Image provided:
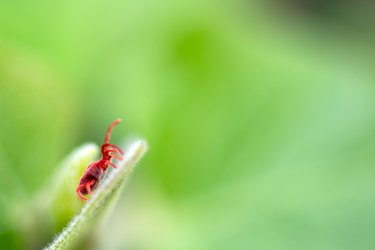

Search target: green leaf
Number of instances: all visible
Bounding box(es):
[37,143,100,232]
[44,140,148,250]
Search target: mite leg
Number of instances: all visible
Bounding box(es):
[108,162,118,169]
[105,148,124,161]
[102,143,124,155]
[86,179,96,195]
[112,154,123,161]
[76,186,88,201]
[107,144,124,155]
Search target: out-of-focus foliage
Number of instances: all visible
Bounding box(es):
[0,0,375,249]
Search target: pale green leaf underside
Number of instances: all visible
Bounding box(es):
[39,143,100,230]
[45,140,148,250]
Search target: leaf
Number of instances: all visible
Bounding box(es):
[18,144,99,248]
[38,143,100,231]
[44,140,148,250]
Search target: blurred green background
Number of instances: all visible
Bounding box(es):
[1,0,375,249]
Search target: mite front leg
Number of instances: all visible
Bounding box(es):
[106,149,124,161]
[107,144,124,155]
[103,143,124,155]
[112,154,123,161]
[108,162,118,169]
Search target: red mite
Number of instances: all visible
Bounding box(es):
[76,119,124,201]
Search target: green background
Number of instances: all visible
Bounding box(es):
[0,0,375,249]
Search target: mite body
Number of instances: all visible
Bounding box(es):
[76,119,124,201]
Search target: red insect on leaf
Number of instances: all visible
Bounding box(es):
[76,119,124,201]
